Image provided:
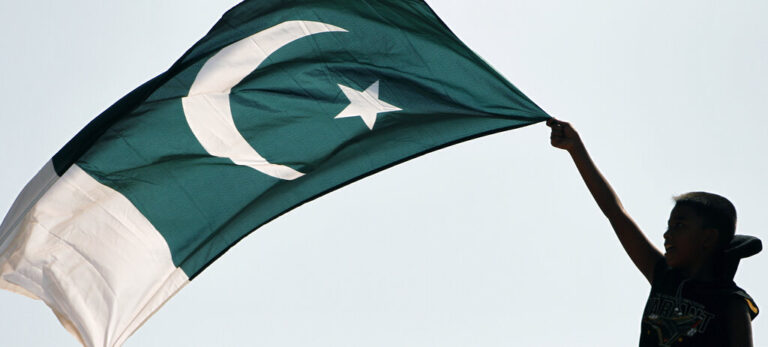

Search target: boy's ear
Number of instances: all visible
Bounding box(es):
[702,228,720,248]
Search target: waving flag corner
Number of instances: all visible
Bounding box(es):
[1,160,190,346]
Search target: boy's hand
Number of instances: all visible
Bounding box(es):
[546,119,582,152]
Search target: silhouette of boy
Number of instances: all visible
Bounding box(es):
[546,119,760,346]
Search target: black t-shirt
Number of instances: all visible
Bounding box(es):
[638,259,759,346]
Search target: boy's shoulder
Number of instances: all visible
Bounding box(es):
[730,284,759,319]
[649,258,758,319]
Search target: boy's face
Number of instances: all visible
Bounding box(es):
[663,204,710,269]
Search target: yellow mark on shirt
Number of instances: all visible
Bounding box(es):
[745,298,759,315]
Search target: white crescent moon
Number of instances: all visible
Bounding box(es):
[181,20,347,180]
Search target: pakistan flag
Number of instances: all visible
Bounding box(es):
[0,0,549,346]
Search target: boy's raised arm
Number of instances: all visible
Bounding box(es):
[546,119,663,283]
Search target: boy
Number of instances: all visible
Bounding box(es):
[546,119,760,346]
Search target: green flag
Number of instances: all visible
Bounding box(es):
[0,0,548,345]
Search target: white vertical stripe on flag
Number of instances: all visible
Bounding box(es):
[0,163,188,347]
[0,161,59,273]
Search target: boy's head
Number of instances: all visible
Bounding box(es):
[663,192,737,270]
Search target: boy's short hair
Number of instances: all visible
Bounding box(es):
[673,192,737,249]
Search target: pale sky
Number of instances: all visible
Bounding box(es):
[1,1,766,346]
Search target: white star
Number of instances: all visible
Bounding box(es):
[334,80,402,130]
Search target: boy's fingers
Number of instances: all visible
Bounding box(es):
[546,118,562,128]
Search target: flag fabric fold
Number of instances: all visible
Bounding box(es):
[0,0,549,345]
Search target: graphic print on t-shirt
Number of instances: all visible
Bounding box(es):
[643,293,715,346]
